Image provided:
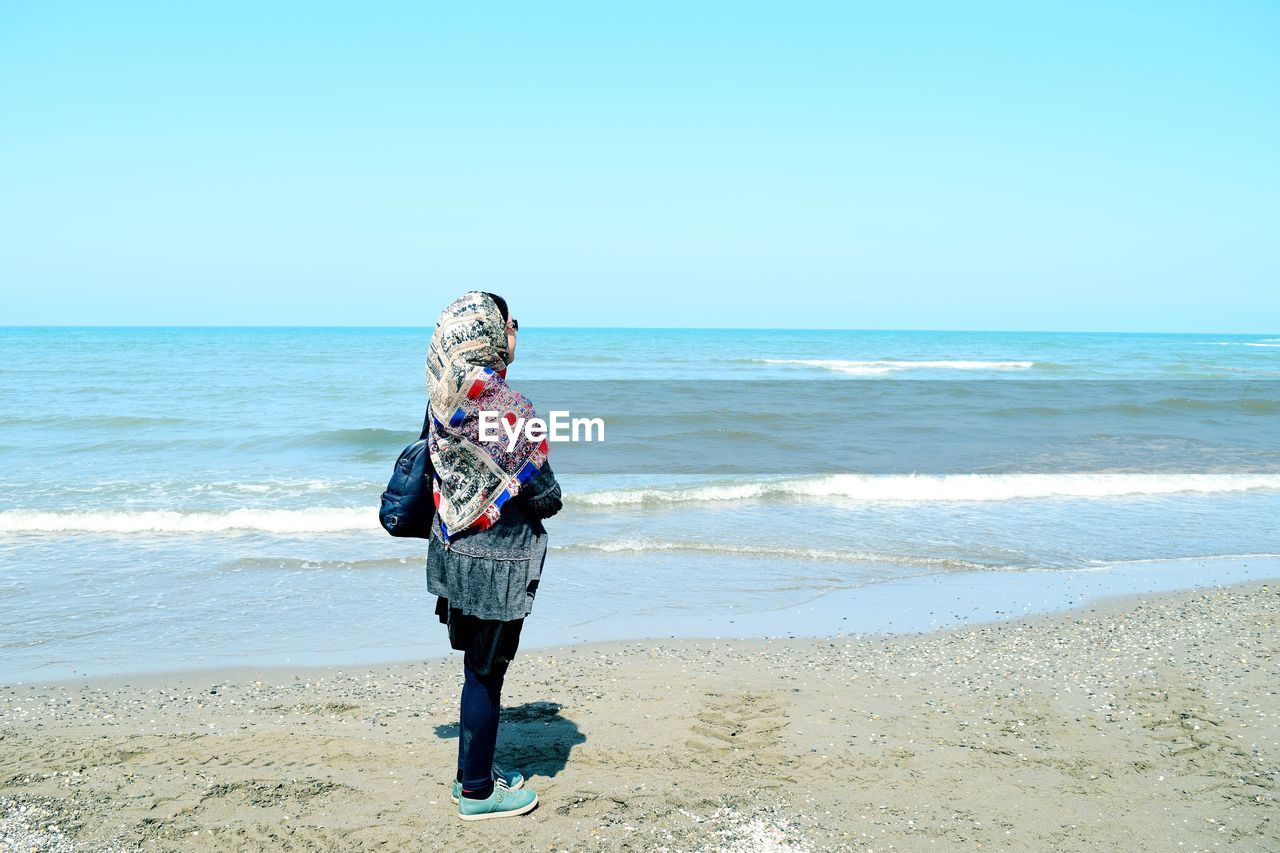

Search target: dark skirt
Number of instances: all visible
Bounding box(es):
[435,595,524,677]
[425,512,548,623]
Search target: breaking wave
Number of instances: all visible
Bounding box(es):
[0,507,375,535]
[757,358,1038,375]
[569,472,1280,507]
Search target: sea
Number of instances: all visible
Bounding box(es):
[2,327,1278,681]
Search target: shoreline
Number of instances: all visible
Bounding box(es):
[14,554,1280,687]
[3,579,1277,850]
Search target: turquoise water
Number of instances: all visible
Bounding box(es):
[1,327,1278,680]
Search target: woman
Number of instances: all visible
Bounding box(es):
[423,291,562,821]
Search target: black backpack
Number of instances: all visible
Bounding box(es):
[378,408,436,538]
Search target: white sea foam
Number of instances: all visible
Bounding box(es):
[1211,340,1280,347]
[0,508,375,535]
[569,472,1280,507]
[759,358,1036,375]
[4,473,1278,533]
[552,539,990,569]
[1084,552,1280,569]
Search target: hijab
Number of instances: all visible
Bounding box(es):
[424,291,548,541]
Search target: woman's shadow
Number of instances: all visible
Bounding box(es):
[434,702,585,779]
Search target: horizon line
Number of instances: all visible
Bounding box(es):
[1,325,1278,336]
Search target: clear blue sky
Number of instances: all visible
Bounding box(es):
[2,2,1276,331]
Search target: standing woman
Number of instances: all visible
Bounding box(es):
[423,291,562,821]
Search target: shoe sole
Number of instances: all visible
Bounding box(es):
[450,779,525,804]
[457,792,538,821]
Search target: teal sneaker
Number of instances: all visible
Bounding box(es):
[450,764,526,804]
[457,785,538,821]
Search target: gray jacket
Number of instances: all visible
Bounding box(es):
[425,461,562,621]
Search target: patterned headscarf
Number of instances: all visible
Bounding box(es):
[424,292,548,542]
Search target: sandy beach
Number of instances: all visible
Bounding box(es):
[2,581,1277,851]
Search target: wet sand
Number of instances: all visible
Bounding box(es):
[2,582,1277,851]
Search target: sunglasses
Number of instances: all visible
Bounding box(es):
[507,317,519,332]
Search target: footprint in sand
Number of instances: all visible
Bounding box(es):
[685,690,789,762]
